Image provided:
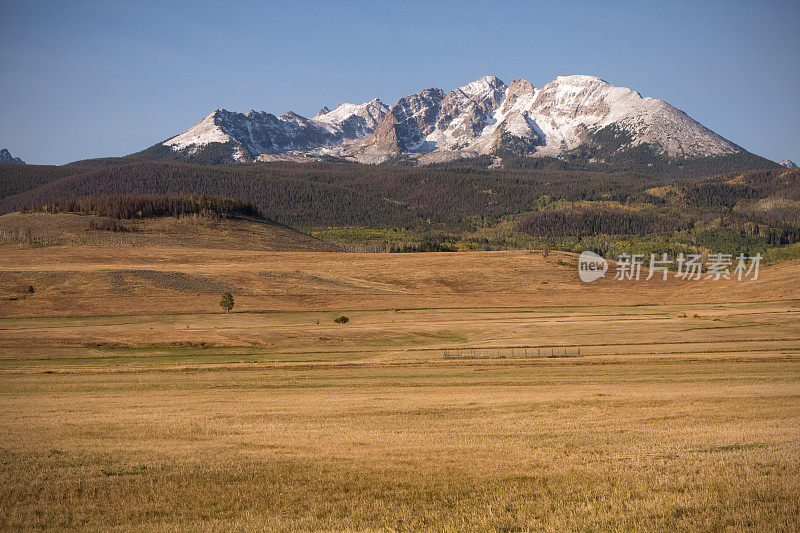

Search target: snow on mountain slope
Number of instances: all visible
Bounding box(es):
[420,75,738,159]
[161,75,743,163]
[313,98,389,138]
[165,112,236,151]
[523,75,737,158]
[343,88,446,159]
[165,100,390,161]
[427,75,508,150]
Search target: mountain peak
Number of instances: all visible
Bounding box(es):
[157,74,744,164]
[780,159,798,168]
[551,74,608,85]
[468,74,504,86]
[0,148,26,164]
[459,75,507,98]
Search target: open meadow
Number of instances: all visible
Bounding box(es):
[3,0,800,530]
[1,242,800,530]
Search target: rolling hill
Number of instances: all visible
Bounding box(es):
[0,211,338,251]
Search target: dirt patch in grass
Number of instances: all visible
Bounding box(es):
[108,269,241,294]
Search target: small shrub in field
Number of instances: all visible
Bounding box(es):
[220,292,234,313]
[334,315,349,324]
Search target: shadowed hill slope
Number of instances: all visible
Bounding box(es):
[0,212,338,251]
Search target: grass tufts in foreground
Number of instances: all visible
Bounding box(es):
[1,355,799,530]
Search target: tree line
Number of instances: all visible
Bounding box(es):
[515,207,690,238]
[25,194,263,220]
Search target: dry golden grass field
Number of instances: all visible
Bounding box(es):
[1,219,799,531]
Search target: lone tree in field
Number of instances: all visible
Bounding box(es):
[334,315,349,324]
[220,292,234,313]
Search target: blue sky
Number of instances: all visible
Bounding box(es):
[1,0,798,165]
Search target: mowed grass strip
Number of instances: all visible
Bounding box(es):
[1,301,797,368]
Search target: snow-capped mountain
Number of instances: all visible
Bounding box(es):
[158,75,743,164]
[0,148,25,164]
[164,99,389,162]
[779,159,798,168]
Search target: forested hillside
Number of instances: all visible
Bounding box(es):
[2,161,671,228]
[2,160,798,259]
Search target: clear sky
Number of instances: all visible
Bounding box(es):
[1,0,798,165]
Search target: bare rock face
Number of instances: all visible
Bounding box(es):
[162,74,742,163]
[501,79,536,112]
[484,79,541,154]
[388,88,447,151]
[435,76,507,142]
[348,88,445,157]
[779,159,798,168]
[313,98,389,140]
[0,148,26,164]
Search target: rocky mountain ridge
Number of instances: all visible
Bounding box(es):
[158,75,743,165]
[0,149,25,164]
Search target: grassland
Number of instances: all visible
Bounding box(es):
[1,238,799,531]
[0,212,338,251]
